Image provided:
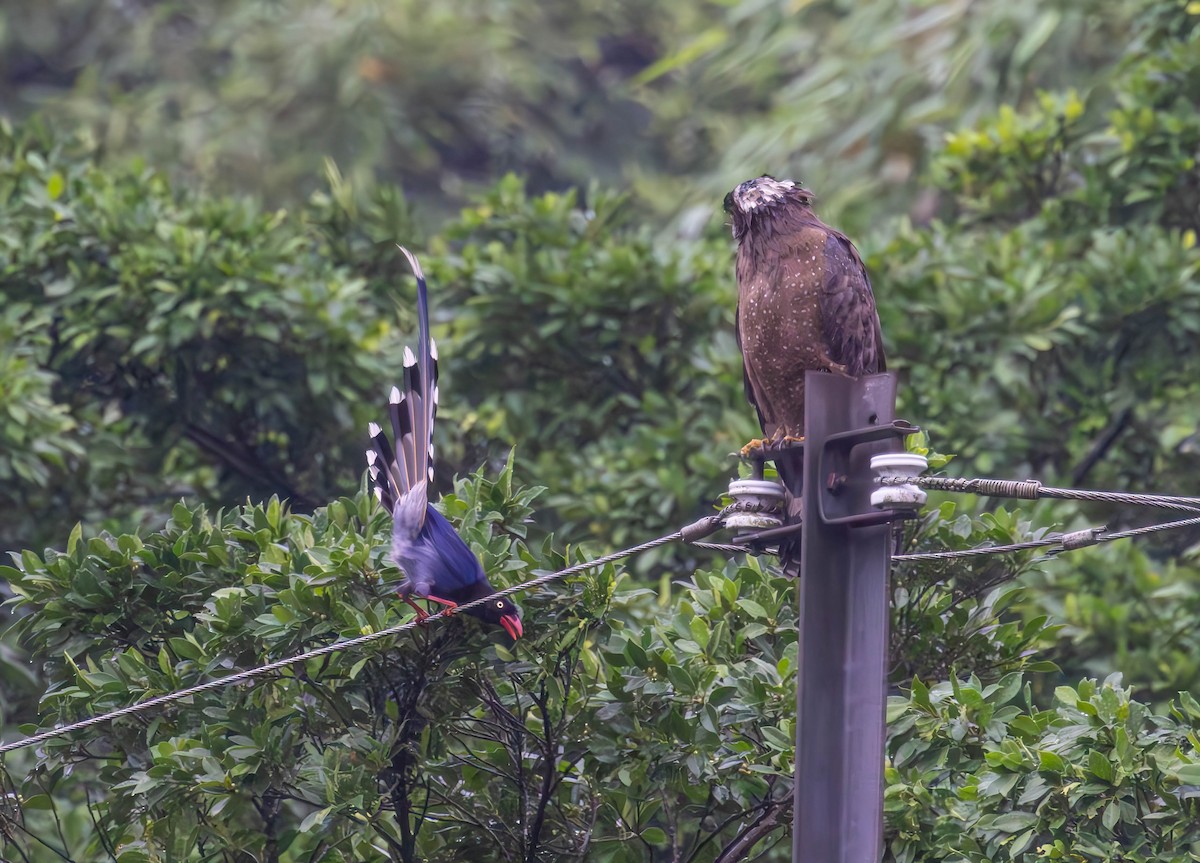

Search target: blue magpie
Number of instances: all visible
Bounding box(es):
[366,247,523,640]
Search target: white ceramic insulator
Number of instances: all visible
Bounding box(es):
[725,479,786,529]
[870,453,929,509]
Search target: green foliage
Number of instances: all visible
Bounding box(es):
[0,463,789,861]
[634,0,1142,234]
[885,2,1200,489]
[877,0,1200,695]
[887,674,1200,862]
[590,558,798,858]
[431,175,755,563]
[0,303,80,490]
[4,460,1198,861]
[893,502,1062,684]
[0,120,417,552]
[1015,540,1200,707]
[1,462,574,860]
[0,131,751,563]
[0,0,685,215]
[936,89,1088,218]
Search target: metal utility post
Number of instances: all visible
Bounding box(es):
[784,371,908,863]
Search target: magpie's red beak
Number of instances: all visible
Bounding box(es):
[500,613,523,640]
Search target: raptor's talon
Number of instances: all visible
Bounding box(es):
[739,438,771,458]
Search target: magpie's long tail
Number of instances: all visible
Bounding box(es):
[395,247,438,492]
[366,247,439,513]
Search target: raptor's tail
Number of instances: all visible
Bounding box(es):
[770,455,900,579]
[776,461,803,579]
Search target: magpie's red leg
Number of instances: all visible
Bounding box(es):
[425,595,460,616]
[401,595,430,623]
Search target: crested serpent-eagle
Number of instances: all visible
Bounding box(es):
[725,176,886,567]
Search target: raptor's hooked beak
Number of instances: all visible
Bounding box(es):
[500,613,523,640]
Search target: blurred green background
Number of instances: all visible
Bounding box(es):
[0,0,1133,230]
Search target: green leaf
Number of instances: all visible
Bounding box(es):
[168,638,203,661]
[1102,800,1120,832]
[1013,10,1061,67]
[1055,686,1079,707]
[911,678,932,712]
[1088,750,1113,783]
[299,806,331,833]
[761,725,792,751]
[1038,750,1066,773]
[66,522,82,556]
[632,27,727,85]
[642,827,668,845]
[46,171,65,200]
[1174,764,1200,784]
[736,598,768,619]
[989,811,1038,832]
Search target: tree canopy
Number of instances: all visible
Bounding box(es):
[1,0,1199,860]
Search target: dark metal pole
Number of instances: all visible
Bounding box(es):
[790,372,900,863]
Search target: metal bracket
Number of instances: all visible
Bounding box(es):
[818,419,921,527]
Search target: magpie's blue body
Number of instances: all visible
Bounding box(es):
[366,248,523,639]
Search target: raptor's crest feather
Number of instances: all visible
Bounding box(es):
[731,176,798,213]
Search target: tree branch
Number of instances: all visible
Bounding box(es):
[525,679,557,863]
[712,797,792,863]
[183,422,318,509]
[1070,406,1133,487]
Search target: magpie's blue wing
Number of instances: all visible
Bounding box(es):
[422,506,489,595]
